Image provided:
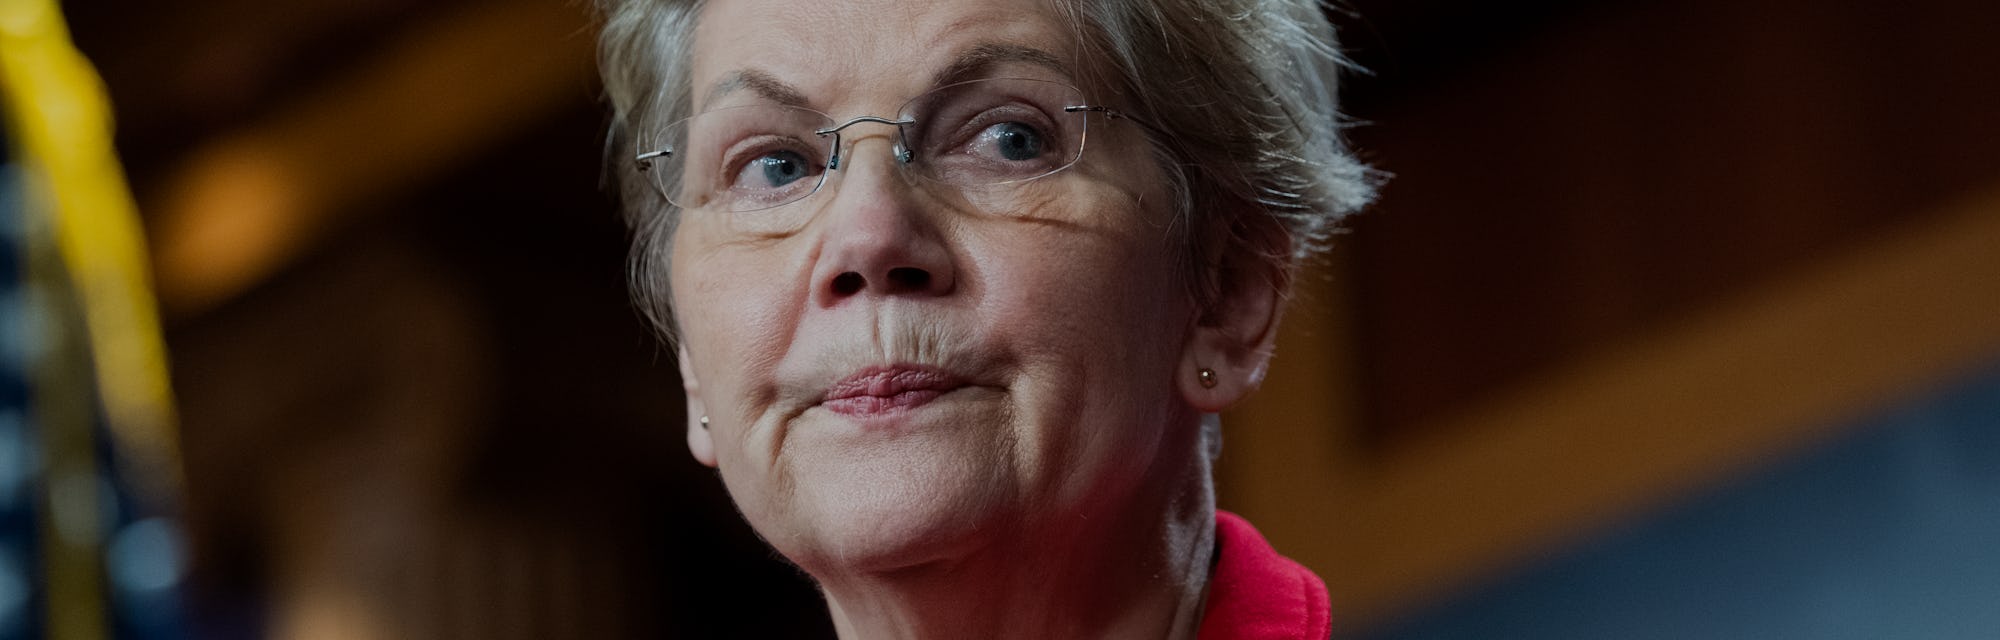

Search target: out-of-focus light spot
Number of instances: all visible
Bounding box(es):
[107,517,185,594]
[0,549,27,632]
[0,411,32,508]
[152,141,304,317]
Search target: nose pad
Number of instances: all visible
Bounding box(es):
[819,115,916,174]
[827,134,920,192]
[827,141,911,172]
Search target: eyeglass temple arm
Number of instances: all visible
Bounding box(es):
[634,150,670,171]
[1066,105,1173,142]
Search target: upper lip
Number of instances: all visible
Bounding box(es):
[822,365,969,402]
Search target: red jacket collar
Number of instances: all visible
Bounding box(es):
[1197,511,1332,640]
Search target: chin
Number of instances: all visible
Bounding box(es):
[758,433,1022,576]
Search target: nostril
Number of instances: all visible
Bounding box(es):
[832,272,866,296]
[886,267,931,291]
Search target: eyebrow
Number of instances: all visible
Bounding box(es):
[929,42,1072,87]
[703,69,812,111]
[700,42,1072,112]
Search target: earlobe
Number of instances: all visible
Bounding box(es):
[1177,312,1280,413]
[679,346,717,467]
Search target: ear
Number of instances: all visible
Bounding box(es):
[679,346,717,467]
[1178,230,1290,413]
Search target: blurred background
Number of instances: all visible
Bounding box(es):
[3,0,1997,637]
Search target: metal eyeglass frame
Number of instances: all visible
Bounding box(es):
[631,104,1138,174]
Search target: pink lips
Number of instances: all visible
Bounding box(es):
[821,366,967,418]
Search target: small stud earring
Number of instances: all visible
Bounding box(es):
[1197,367,1218,389]
[699,415,710,429]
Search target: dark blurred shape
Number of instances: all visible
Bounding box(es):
[161,83,834,640]
[1339,0,2000,441]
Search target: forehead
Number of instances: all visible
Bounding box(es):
[689,0,1077,109]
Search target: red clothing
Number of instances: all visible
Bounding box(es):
[1197,511,1332,640]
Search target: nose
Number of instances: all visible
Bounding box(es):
[809,138,957,307]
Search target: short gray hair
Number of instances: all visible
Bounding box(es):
[596,0,1376,337]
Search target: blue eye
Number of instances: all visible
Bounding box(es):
[981,122,1045,162]
[750,150,811,187]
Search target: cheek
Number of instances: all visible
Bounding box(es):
[968,207,1191,504]
[984,185,1184,329]
[670,240,806,420]
[989,247,1158,334]
[973,185,1191,388]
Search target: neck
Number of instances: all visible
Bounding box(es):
[817,417,1220,640]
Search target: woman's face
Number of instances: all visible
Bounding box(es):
[672,0,1204,571]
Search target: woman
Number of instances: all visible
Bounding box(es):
[596,0,1374,637]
